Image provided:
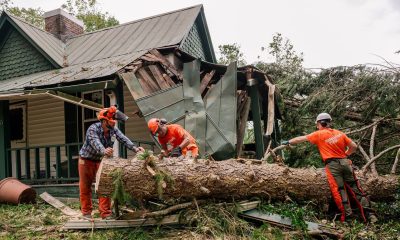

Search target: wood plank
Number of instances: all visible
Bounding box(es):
[137,68,160,92]
[237,97,251,157]
[136,76,154,95]
[148,64,171,89]
[63,214,180,229]
[40,192,80,217]
[119,72,145,99]
[148,49,181,79]
[200,70,216,94]
[265,84,275,136]
[162,73,176,86]
[140,55,158,62]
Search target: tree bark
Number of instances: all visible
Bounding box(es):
[96,157,399,204]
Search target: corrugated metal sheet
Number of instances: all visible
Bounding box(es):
[7,13,65,66]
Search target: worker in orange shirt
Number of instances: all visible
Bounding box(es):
[282,113,377,223]
[147,118,198,159]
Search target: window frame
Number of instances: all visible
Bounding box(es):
[9,102,26,144]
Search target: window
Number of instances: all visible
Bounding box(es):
[82,90,103,137]
[10,104,26,142]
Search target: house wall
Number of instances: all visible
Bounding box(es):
[123,83,153,157]
[9,95,67,179]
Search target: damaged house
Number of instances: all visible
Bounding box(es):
[0,5,281,184]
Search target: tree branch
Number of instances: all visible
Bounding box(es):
[390,148,400,174]
[362,145,400,172]
[262,145,288,161]
[369,125,378,175]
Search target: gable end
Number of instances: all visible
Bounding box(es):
[0,27,54,81]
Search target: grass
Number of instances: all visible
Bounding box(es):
[0,197,400,240]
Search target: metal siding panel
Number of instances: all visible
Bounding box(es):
[182,60,206,155]
[204,62,237,159]
[135,85,185,123]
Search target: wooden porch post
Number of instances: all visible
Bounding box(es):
[115,81,126,157]
[247,79,264,159]
[0,100,11,179]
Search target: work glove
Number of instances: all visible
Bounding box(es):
[170,147,182,157]
[281,140,290,145]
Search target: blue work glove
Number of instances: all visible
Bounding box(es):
[281,140,290,145]
[170,147,182,157]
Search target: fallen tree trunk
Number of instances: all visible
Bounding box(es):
[96,157,398,204]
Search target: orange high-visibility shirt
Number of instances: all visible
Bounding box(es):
[306,128,352,161]
[158,124,198,157]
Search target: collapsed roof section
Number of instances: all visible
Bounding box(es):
[118,48,282,160]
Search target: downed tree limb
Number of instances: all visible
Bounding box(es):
[391,148,400,174]
[143,200,205,218]
[261,145,288,161]
[369,125,378,175]
[96,157,398,204]
[362,144,400,172]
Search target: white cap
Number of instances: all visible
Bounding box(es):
[315,113,332,123]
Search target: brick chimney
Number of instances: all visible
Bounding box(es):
[44,8,84,41]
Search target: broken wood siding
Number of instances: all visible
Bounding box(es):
[123,84,152,157]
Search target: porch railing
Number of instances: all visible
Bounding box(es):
[6,140,156,184]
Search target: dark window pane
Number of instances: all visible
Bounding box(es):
[10,108,23,141]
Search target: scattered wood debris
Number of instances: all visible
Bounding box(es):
[39,192,80,217]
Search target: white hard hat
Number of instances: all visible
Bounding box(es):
[315,113,332,123]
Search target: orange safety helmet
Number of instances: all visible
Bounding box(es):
[148,118,160,135]
[98,107,117,128]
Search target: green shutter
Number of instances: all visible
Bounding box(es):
[0,28,53,81]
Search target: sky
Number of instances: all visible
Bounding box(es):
[10,0,400,68]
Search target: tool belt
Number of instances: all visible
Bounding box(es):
[324,158,346,165]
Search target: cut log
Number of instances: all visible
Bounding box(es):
[96,157,398,204]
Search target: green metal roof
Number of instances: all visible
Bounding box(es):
[0,5,216,93]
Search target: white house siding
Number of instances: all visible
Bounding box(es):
[25,95,66,178]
